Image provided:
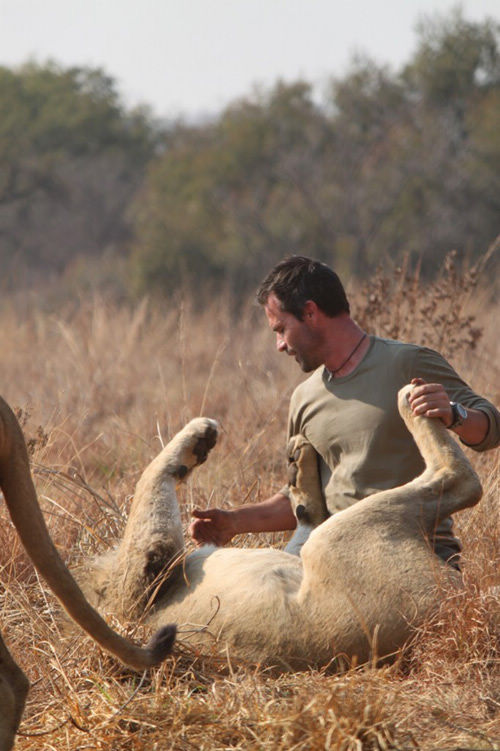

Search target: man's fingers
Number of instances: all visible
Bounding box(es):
[188,519,216,545]
[410,377,426,386]
[411,395,447,410]
[189,508,233,547]
[418,407,444,418]
[409,382,444,400]
[191,507,217,519]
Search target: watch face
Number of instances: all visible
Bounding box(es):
[457,403,468,421]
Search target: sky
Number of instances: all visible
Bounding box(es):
[0,0,499,120]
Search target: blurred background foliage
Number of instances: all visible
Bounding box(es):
[1,8,499,300]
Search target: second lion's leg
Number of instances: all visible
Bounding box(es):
[0,633,30,751]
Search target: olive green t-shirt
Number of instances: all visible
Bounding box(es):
[286,336,500,543]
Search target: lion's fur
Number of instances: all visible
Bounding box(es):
[1,382,483,750]
[83,384,482,670]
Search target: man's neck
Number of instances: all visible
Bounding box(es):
[322,317,370,378]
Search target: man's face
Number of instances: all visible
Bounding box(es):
[264,294,323,373]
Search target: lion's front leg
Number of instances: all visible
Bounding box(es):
[284,434,329,556]
[89,418,218,619]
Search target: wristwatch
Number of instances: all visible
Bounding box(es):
[448,402,467,429]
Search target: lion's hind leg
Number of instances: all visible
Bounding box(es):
[86,418,218,619]
[397,385,482,521]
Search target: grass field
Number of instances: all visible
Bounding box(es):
[1,253,499,750]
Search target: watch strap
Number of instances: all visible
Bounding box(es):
[448,401,466,429]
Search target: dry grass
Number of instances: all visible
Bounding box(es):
[0,257,499,750]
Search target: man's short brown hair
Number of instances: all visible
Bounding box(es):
[257,256,350,320]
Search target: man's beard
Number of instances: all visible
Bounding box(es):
[295,352,318,373]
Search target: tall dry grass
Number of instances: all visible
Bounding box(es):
[0,255,499,750]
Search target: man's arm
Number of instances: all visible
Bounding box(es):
[189,492,296,547]
[409,378,490,446]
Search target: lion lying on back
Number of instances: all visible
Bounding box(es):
[81,384,482,669]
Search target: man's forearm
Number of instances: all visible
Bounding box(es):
[454,407,490,447]
[230,492,297,536]
[409,380,492,447]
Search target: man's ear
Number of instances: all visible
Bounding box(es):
[302,300,319,322]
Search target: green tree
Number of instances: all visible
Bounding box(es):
[0,62,159,286]
[405,9,500,106]
[130,81,336,296]
[321,12,500,272]
[131,10,500,295]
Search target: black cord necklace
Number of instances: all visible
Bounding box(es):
[326,333,367,381]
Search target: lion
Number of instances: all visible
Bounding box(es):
[0,397,176,751]
[81,384,482,670]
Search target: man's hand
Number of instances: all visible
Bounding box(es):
[409,377,490,446]
[188,493,297,546]
[409,377,453,426]
[189,507,236,547]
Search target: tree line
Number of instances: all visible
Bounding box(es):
[1,9,499,299]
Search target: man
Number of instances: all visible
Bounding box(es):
[189,256,500,565]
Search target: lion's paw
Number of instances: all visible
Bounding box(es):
[164,418,218,479]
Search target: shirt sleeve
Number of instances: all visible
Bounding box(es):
[413,347,500,452]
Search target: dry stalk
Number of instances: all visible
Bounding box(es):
[0,268,497,750]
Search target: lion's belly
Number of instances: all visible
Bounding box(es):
[148,546,310,665]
